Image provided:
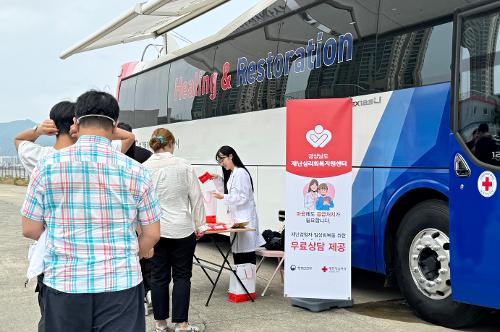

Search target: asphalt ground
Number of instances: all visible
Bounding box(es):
[1,184,498,332]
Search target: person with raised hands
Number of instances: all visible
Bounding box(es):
[20,90,161,332]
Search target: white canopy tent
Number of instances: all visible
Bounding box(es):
[60,0,229,59]
[60,0,473,61]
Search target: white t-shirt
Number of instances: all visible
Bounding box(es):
[18,139,123,173]
[18,141,55,173]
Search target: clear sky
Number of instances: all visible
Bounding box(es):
[0,0,259,123]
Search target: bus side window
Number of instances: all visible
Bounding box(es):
[134,65,170,127]
[118,77,137,128]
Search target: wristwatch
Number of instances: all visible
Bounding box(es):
[32,124,38,133]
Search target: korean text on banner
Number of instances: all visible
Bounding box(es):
[284,98,352,300]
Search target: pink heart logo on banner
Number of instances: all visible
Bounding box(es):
[306,125,332,148]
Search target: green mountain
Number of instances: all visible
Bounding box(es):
[0,120,55,156]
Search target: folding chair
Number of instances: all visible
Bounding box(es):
[256,210,285,296]
[256,248,284,296]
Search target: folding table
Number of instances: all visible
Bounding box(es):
[193,227,256,306]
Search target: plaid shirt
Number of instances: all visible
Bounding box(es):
[21,135,161,294]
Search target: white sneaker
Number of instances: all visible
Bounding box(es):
[155,320,168,332]
[174,323,199,332]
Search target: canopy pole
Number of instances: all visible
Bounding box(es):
[163,34,168,54]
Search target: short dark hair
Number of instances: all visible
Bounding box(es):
[75,90,119,130]
[49,101,75,136]
[117,122,132,132]
[478,123,489,133]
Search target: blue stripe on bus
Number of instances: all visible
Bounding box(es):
[352,83,451,273]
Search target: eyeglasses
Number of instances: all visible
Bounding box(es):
[216,156,228,164]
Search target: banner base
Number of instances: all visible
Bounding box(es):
[290,297,353,312]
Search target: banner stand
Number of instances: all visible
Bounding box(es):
[290,298,353,313]
[285,98,353,308]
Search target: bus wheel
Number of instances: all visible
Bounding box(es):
[395,199,484,328]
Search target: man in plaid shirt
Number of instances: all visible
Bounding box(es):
[21,90,161,332]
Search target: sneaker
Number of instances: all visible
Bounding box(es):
[174,323,199,332]
[155,320,168,332]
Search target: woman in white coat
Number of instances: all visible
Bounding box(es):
[211,146,266,265]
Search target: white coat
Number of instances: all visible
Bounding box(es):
[214,167,266,253]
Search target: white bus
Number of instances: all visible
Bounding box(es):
[90,0,500,328]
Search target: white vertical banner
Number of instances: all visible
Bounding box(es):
[284,98,352,300]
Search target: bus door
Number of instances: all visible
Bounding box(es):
[451,1,500,308]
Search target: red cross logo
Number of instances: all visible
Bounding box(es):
[482,177,493,191]
[322,266,328,272]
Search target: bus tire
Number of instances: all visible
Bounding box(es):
[394,199,484,328]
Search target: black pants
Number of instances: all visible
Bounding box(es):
[150,233,197,323]
[140,258,153,294]
[36,274,45,332]
[40,282,144,332]
[136,230,153,295]
[233,251,256,265]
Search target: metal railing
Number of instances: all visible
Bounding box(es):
[0,165,29,181]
